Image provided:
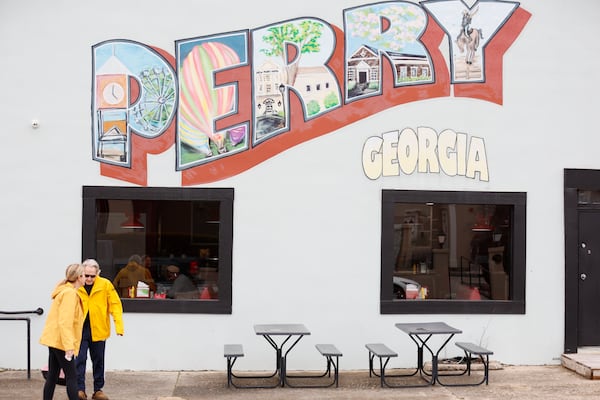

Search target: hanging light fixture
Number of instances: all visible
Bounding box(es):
[471,206,493,232]
[121,212,144,229]
[471,223,493,232]
[205,203,220,224]
[121,200,144,229]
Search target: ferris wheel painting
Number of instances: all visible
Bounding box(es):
[131,66,176,136]
[92,40,177,167]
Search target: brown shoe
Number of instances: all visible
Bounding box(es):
[92,390,109,400]
[78,391,88,400]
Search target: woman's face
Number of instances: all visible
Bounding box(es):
[72,270,85,288]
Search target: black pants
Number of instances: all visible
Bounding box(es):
[43,347,78,400]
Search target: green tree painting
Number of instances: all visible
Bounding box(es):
[260,20,324,86]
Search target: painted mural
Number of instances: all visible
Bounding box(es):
[252,19,341,144]
[176,33,249,169]
[93,41,177,166]
[362,127,489,181]
[91,1,530,186]
[345,2,433,101]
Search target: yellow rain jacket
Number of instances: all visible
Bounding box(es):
[39,281,84,353]
[78,276,124,341]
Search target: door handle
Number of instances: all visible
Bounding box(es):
[581,273,587,281]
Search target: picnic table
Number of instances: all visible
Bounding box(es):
[395,322,462,385]
[226,323,343,389]
[367,321,462,388]
[254,323,311,387]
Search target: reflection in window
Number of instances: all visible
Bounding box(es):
[83,186,233,314]
[392,203,511,301]
[381,190,526,314]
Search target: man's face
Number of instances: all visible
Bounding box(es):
[84,266,97,285]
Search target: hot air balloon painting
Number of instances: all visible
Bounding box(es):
[179,41,242,160]
[227,125,246,146]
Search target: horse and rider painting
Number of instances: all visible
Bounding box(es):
[456,8,484,67]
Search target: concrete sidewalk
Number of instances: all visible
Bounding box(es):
[1,365,598,400]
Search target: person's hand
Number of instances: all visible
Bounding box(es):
[65,350,74,361]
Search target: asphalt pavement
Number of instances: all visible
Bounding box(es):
[1,365,598,400]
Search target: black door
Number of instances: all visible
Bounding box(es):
[359,71,367,84]
[578,210,600,345]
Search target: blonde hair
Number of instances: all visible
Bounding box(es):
[65,263,84,283]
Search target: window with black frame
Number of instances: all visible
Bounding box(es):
[381,190,526,314]
[82,186,233,314]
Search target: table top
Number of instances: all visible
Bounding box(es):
[395,322,462,335]
[254,323,311,336]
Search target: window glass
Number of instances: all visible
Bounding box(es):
[381,190,526,314]
[578,190,600,205]
[392,203,511,301]
[82,186,233,314]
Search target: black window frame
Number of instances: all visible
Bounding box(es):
[82,186,234,314]
[381,190,526,314]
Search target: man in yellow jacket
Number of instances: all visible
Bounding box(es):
[76,259,124,400]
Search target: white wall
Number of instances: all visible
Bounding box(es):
[1,0,598,371]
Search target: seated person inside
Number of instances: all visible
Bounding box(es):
[113,254,156,297]
[166,265,198,299]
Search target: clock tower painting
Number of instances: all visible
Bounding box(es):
[94,53,132,165]
[97,74,127,109]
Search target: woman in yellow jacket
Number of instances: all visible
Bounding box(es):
[40,263,85,400]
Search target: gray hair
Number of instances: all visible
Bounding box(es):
[82,258,101,274]
[128,254,142,265]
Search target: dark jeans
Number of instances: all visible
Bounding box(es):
[43,347,78,400]
[76,325,106,393]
